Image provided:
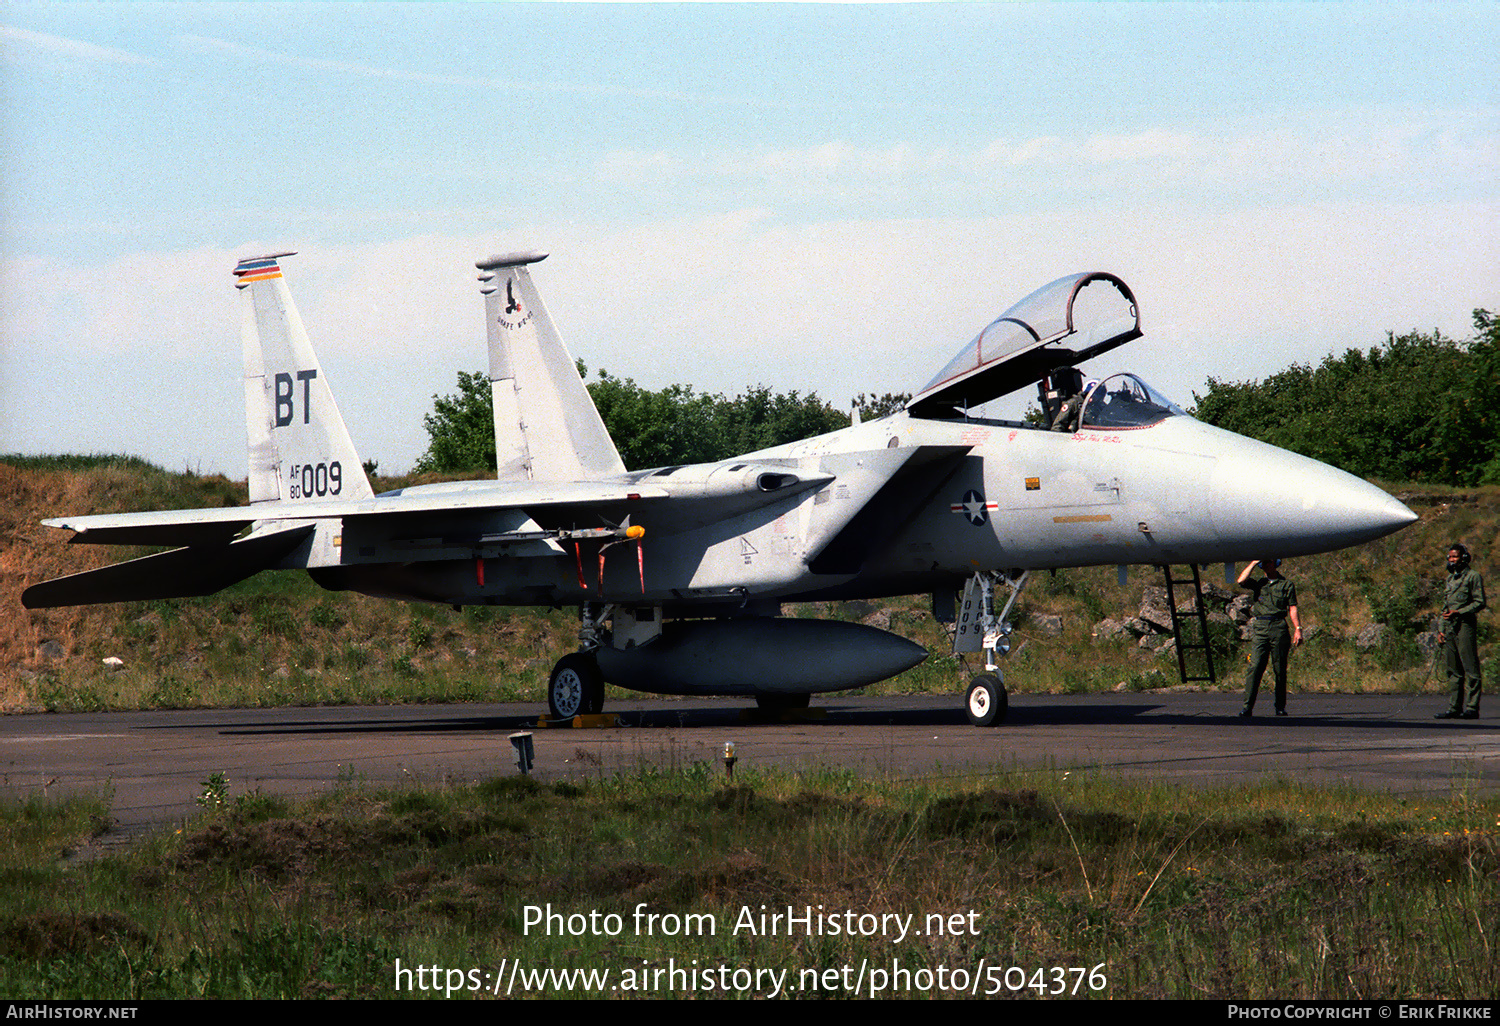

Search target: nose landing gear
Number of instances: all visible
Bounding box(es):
[956,569,1029,726]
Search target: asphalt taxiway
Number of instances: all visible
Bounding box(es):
[1,693,1493,845]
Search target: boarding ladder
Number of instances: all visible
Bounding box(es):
[1160,565,1217,685]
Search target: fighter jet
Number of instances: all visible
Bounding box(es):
[23,252,1417,725]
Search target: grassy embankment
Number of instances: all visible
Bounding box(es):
[0,766,1494,999]
[4,455,1497,713]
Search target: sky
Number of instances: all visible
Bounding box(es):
[2,2,1496,477]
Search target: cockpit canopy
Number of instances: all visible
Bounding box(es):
[907,272,1141,418]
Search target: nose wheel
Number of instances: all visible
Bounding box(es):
[965,674,1007,726]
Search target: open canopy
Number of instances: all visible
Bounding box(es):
[907,272,1141,418]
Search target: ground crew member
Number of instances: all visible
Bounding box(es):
[1436,543,1485,720]
[1238,558,1302,717]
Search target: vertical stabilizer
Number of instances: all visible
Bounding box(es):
[235,253,374,503]
[477,252,626,482]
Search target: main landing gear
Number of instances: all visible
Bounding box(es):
[547,602,611,720]
[547,652,603,720]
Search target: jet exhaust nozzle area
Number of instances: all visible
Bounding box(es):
[596,617,928,696]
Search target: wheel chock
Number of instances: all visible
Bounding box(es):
[537,713,622,729]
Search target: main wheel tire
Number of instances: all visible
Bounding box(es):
[965,674,1007,727]
[549,653,603,719]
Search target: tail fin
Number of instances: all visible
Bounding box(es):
[235,253,374,503]
[476,252,626,482]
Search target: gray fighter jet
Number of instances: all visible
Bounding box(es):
[24,253,1417,724]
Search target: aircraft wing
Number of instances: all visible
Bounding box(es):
[907,272,1141,417]
[44,482,675,547]
[25,465,843,607]
[24,483,675,608]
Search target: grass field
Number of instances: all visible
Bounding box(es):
[0,766,1495,999]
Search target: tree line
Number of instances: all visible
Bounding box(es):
[414,366,911,473]
[1191,310,1499,486]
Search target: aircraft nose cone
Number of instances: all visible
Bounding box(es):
[1209,441,1417,556]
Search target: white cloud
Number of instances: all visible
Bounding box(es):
[1084,131,1202,164]
[173,33,709,104]
[585,111,1499,207]
[0,24,154,68]
[2,248,234,356]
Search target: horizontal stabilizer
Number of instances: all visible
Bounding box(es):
[62,519,253,548]
[22,526,312,608]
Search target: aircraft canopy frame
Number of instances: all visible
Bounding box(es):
[907,272,1141,418]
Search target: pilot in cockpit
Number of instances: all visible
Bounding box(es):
[1040,367,1085,432]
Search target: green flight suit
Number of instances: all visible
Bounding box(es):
[1442,566,1486,716]
[1242,575,1297,714]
